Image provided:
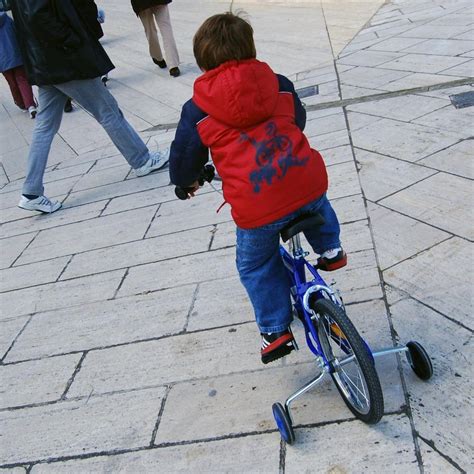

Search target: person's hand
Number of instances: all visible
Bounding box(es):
[187,181,200,198]
[97,9,105,24]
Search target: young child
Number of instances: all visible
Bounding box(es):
[169,12,347,364]
[0,12,36,118]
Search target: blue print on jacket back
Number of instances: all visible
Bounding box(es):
[240,122,309,193]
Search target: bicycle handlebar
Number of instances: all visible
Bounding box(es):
[175,164,215,200]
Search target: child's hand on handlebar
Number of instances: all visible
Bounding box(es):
[174,165,215,200]
[187,181,200,197]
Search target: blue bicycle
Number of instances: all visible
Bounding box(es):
[176,167,433,445]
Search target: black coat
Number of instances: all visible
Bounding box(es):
[11,0,113,85]
[131,0,171,16]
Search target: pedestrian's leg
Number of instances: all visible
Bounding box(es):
[22,86,68,196]
[2,69,25,109]
[13,66,36,109]
[236,226,292,333]
[57,78,149,168]
[154,5,180,69]
[138,7,164,62]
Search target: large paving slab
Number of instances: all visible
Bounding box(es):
[419,439,461,474]
[62,169,170,208]
[351,118,461,162]
[0,233,37,269]
[30,433,281,473]
[101,184,177,215]
[0,387,166,465]
[60,225,213,280]
[353,148,437,202]
[0,354,81,409]
[0,317,29,360]
[66,323,261,398]
[117,247,236,297]
[285,415,419,473]
[412,103,474,138]
[367,202,450,270]
[187,276,253,331]
[379,173,473,240]
[384,237,472,329]
[0,200,107,240]
[145,191,232,237]
[389,296,473,470]
[0,257,70,293]
[347,94,448,122]
[417,139,474,179]
[16,206,158,265]
[3,286,195,363]
[0,270,125,321]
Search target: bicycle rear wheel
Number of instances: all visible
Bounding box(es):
[311,299,384,424]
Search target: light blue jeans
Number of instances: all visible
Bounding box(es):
[22,77,150,196]
[236,194,341,333]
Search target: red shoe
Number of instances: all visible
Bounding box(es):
[317,249,347,271]
[261,329,295,364]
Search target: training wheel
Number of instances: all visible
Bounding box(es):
[272,403,295,444]
[406,341,433,380]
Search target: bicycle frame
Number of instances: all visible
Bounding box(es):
[280,233,343,371]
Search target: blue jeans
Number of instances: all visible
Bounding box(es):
[23,78,150,196]
[236,194,341,333]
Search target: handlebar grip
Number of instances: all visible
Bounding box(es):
[175,186,195,200]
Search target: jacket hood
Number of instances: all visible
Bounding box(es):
[193,59,279,129]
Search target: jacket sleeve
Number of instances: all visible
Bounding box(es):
[29,0,81,49]
[76,0,104,40]
[277,74,306,131]
[169,99,210,187]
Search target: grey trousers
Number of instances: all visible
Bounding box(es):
[138,5,180,69]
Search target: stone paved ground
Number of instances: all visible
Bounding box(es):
[0,0,473,472]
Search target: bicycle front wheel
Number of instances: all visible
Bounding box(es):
[311,299,384,424]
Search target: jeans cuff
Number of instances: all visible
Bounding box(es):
[317,240,342,255]
[133,152,150,169]
[258,319,292,334]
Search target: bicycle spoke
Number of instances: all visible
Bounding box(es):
[340,365,369,407]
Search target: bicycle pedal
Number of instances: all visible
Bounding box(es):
[288,327,299,351]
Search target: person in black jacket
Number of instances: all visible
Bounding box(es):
[11,0,169,214]
[131,0,180,77]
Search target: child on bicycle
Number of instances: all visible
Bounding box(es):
[169,12,347,364]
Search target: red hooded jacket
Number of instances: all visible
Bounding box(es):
[170,59,328,229]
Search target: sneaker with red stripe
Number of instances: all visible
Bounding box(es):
[261,329,295,364]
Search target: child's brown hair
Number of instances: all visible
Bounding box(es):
[193,12,256,71]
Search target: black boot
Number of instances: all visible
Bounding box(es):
[153,58,167,69]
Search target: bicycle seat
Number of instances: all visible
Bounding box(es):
[280,213,325,242]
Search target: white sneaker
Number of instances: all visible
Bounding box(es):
[321,248,342,259]
[135,148,170,177]
[18,195,62,213]
[28,106,37,119]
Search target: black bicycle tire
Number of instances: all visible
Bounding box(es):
[311,299,384,424]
